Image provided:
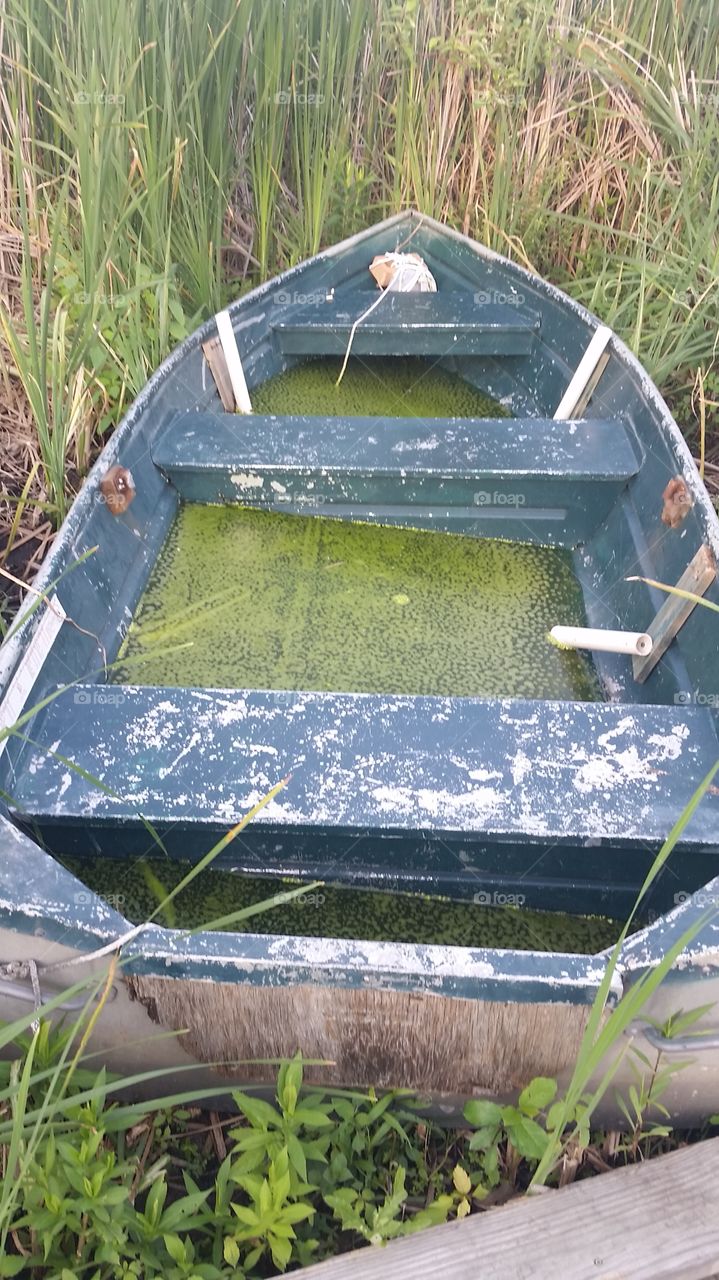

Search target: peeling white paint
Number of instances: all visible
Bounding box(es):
[467,767,502,783]
[157,733,202,780]
[511,749,532,786]
[572,750,659,795]
[647,726,690,760]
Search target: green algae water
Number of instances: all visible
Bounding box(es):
[114,506,601,698]
[62,857,623,953]
[250,356,509,418]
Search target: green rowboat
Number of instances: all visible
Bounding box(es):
[1,212,718,1118]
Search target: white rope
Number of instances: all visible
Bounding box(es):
[43,922,149,973]
[335,287,392,386]
[336,258,430,387]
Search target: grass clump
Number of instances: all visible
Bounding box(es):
[1,1028,713,1278]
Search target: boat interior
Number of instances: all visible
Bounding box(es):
[2,215,719,926]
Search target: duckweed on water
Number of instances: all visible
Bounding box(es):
[62,858,624,953]
[114,507,601,698]
[250,355,510,418]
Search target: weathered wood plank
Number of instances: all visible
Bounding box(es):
[634,543,717,683]
[570,347,611,418]
[201,336,235,412]
[14,689,719,863]
[152,412,639,481]
[299,1137,719,1280]
[126,973,597,1094]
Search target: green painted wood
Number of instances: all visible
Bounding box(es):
[10,686,719,917]
[271,290,541,356]
[3,210,719,1002]
[151,412,640,542]
[0,816,620,1008]
[153,412,638,480]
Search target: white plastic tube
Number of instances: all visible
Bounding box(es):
[550,625,653,657]
[215,309,253,413]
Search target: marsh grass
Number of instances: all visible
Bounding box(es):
[1,0,250,519]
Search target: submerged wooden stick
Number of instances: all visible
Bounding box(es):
[631,543,717,683]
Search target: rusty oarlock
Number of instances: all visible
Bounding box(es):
[661,476,692,529]
[100,465,136,515]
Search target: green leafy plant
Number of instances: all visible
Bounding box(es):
[323,1162,461,1246]
[225,1143,316,1272]
[463,1076,557,1184]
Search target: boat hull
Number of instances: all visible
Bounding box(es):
[2,212,719,1119]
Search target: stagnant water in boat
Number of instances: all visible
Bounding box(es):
[60,857,625,953]
[113,506,601,698]
[250,355,510,418]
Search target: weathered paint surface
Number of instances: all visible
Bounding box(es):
[0,814,618,1003]
[11,688,716,838]
[271,290,540,357]
[2,815,719,1118]
[9,686,719,919]
[152,411,640,544]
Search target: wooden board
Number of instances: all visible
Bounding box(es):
[571,348,610,417]
[126,972,595,1094]
[201,336,235,412]
[634,543,717,683]
[298,1136,719,1279]
[151,411,639,540]
[152,412,639,482]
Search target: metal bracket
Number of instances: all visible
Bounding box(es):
[0,960,117,1013]
[633,1020,719,1054]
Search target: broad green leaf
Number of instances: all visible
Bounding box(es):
[163,1234,187,1265]
[292,1106,335,1129]
[508,1115,550,1162]
[223,1238,240,1267]
[286,1131,307,1181]
[463,1098,502,1128]
[282,1202,315,1224]
[231,1092,281,1130]
[518,1077,557,1116]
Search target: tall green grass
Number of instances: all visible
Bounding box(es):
[1,0,251,516]
[1,0,718,518]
